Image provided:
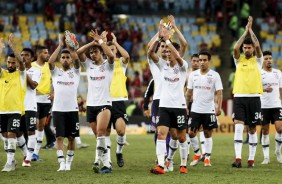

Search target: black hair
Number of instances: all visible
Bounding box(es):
[172,42,180,51]
[243,37,254,45]
[89,45,103,53]
[262,50,272,56]
[61,49,70,54]
[199,50,211,60]
[8,53,15,58]
[22,48,34,57]
[191,53,199,59]
[35,45,47,54]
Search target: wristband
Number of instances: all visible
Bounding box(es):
[165,40,171,45]
[98,39,104,45]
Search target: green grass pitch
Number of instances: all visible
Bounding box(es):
[0,134,281,184]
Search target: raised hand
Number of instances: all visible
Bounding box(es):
[101,31,108,43]
[89,29,103,41]
[111,32,117,43]
[8,33,14,47]
[58,34,64,47]
[167,15,175,28]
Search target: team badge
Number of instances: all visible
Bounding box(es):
[68,72,74,78]
[173,67,179,74]
[207,77,213,84]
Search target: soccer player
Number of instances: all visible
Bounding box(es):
[232,16,263,168]
[21,48,42,167]
[48,35,80,171]
[77,29,114,173]
[106,32,130,167]
[148,15,188,172]
[260,51,282,164]
[31,46,56,161]
[185,53,200,162]
[186,51,223,167]
[0,33,26,172]
[149,22,189,174]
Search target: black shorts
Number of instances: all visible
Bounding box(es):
[37,103,52,119]
[262,108,282,125]
[19,115,26,133]
[190,112,218,131]
[109,101,128,129]
[53,111,79,138]
[233,97,262,126]
[0,114,21,134]
[151,99,160,127]
[158,107,187,130]
[87,105,111,123]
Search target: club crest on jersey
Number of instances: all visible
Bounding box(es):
[207,77,213,84]
[173,67,179,74]
[99,65,105,72]
[68,72,74,78]
[274,73,279,79]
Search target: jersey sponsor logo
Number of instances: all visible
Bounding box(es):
[90,76,105,81]
[194,86,211,90]
[243,64,247,66]
[57,81,74,85]
[164,76,179,82]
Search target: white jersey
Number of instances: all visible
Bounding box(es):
[148,57,165,100]
[24,67,42,111]
[159,59,188,108]
[188,69,223,113]
[51,67,80,112]
[82,58,114,106]
[261,68,282,108]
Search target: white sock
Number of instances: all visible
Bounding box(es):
[190,136,201,156]
[199,131,206,154]
[248,132,258,161]
[105,136,111,163]
[97,136,110,167]
[7,138,17,165]
[156,139,166,167]
[167,139,178,160]
[56,150,65,163]
[66,150,74,167]
[186,133,190,155]
[116,135,126,154]
[34,130,44,155]
[75,137,82,145]
[234,124,244,159]
[275,132,282,155]
[17,135,27,157]
[26,135,36,161]
[261,134,270,159]
[205,137,213,159]
[179,141,188,166]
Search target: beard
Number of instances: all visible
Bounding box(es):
[8,67,16,73]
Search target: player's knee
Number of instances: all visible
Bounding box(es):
[178,136,186,143]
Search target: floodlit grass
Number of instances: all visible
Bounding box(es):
[0,134,281,184]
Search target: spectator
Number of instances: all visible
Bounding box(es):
[142,63,151,86]
[44,2,55,21]
[130,71,142,98]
